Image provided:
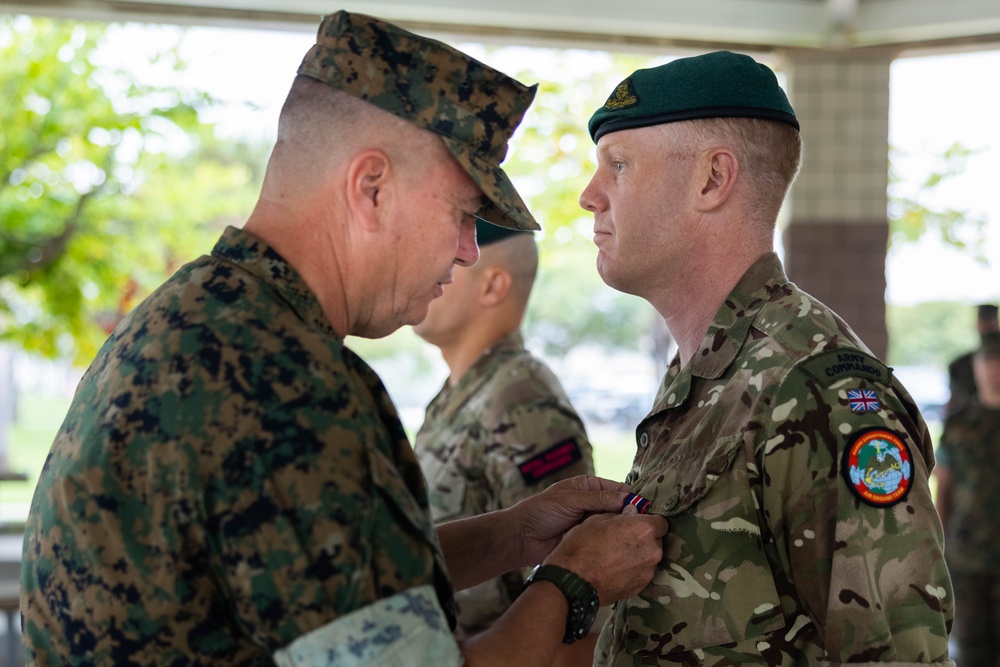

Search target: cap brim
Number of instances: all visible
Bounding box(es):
[441,137,540,232]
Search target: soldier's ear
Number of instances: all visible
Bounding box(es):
[479,266,511,307]
[695,147,738,212]
[345,148,394,231]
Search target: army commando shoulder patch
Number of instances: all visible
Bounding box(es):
[799,349,892,388]
[518,438,582,485]
[841,428,913,507]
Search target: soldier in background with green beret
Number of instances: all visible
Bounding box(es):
[413,219,600,664]
[579,51,953,665]
[20,11,668,666]
[935,334,1000,665]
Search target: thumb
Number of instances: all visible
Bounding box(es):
[644,513,669,539]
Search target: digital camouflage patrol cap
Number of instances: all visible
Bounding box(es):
[298,10,540,232]
[588,50,798,143]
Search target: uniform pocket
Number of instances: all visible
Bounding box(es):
[629,434,743,517]
[623,435,784,656]
[369,445,440,537]
[418,452,469,522]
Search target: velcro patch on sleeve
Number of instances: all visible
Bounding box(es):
[518,438,582,485]
[841,428,913,508]
[799,349,892,388]
[847,388,880,412]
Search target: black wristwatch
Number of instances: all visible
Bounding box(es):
[522,563,600,644]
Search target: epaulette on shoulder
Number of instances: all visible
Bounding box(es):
[798,348,893,388]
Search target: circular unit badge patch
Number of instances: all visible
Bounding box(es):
[842,428,913,507]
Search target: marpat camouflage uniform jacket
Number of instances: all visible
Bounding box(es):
[595,253,954,667]
[415,330,593,639]
[936,403,1000,573]
[21,226,460,666]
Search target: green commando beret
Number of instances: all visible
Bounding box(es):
[589,51,798,143]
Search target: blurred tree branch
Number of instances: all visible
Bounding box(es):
[0,15,268,363]
[888,142,988,264]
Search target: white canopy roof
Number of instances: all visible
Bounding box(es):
[4,0,1000,53]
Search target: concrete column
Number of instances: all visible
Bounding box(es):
[782,50,894,360]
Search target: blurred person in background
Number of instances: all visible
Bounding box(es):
[935,335,1000,666]
[946,303,1000,418]
[414,219,600,666]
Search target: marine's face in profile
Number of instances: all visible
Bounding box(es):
[387,149,482,332]
[412,253,480,347]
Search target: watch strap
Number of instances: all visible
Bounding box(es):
[522,564,599,644]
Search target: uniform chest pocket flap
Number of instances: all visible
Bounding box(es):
[419,450,470,522]
[622,434,785,656]
[368,445,439,542]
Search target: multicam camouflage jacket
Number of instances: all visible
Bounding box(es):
[937,403,1000,573]
[414,330,593,639]
[595,253,954,667]
[21,226,459,666]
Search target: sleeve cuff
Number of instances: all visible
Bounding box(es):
[273,585,463,667]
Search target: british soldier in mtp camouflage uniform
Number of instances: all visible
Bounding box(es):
[580,51,953,666]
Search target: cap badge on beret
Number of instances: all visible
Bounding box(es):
[604,79,639,111]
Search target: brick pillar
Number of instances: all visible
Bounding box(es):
[782,50,893,360]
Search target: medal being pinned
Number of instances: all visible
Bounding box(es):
[620,492,651,514]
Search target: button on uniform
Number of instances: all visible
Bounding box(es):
[639,432,650,448]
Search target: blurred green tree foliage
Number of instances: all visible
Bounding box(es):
[886,301,980,368]
[888,143,987,263]
[0,15,267,363]
[498,50,659,359]
[884,146,991,370]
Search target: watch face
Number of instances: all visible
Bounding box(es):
[569,598,599,640]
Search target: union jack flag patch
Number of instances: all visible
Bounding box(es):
[848,389,880,412]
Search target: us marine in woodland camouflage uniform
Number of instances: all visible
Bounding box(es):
[579,51,954,666]
[935,336,1000,665]
[413,221,594,645]
[20,11,668,667]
